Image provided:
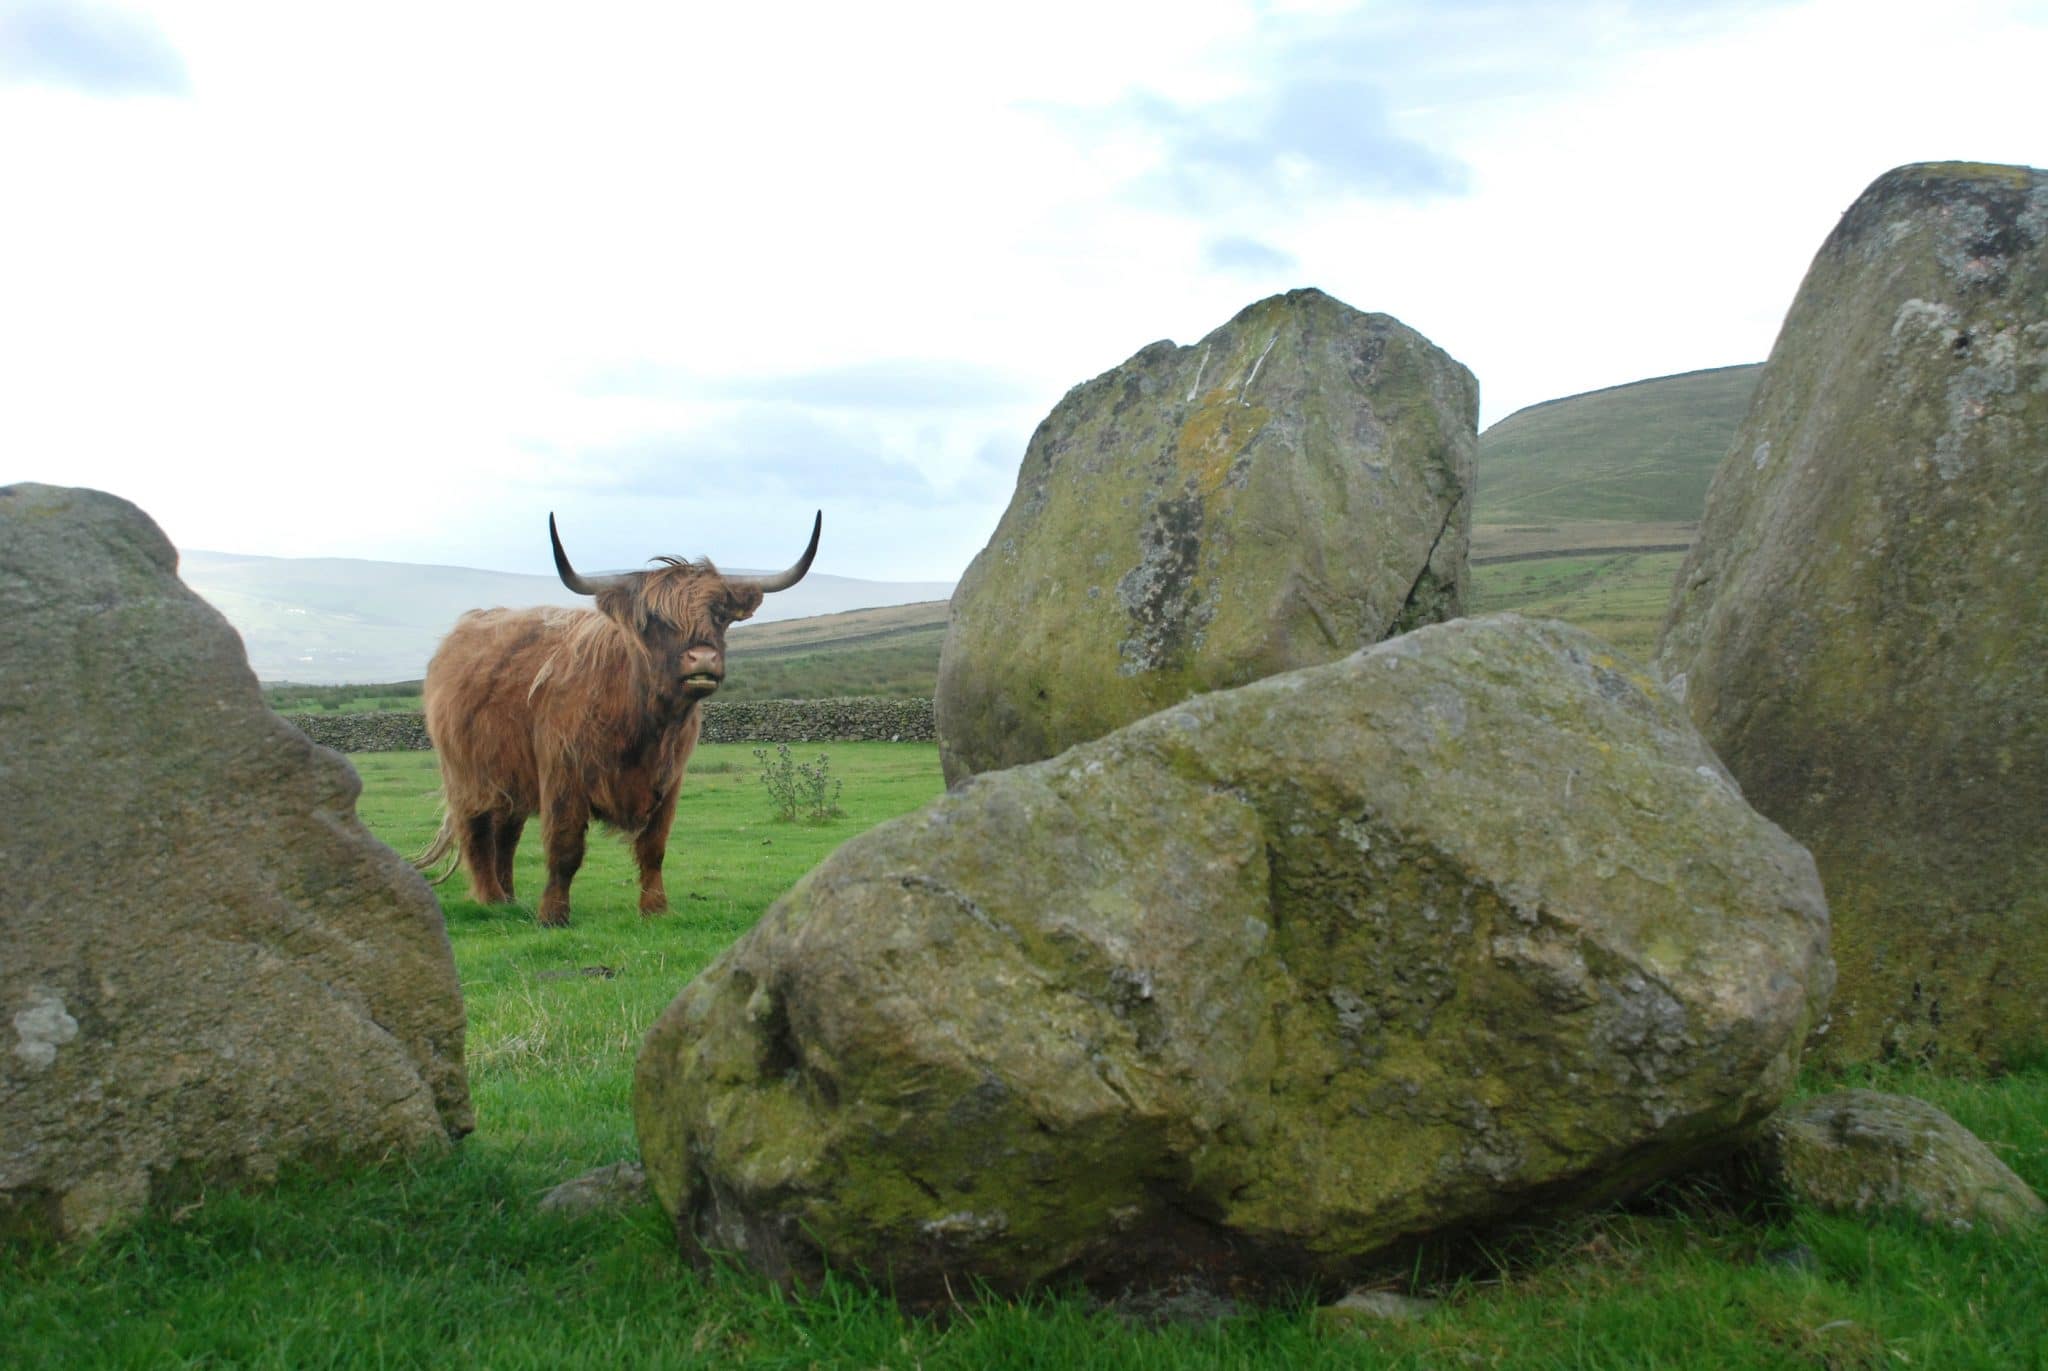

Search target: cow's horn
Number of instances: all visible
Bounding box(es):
[736,511,821,594]
[549,514,620,597]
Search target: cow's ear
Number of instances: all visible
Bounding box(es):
[590,578,646,633]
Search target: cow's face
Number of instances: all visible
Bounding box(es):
[634,574,767,700]
[547,513,817,704]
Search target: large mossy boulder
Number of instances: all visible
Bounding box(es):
[1655,162,2048,1066]
[637,615,1832,1306]
[0,484,472,1243]
[935,287,1475,786]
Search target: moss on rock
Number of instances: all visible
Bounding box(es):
[0,484,472,1243]
[935,288,1476,787]
[1743,1090,2044,1232]
[637,615,1832,1307]
[1656,162,2048,1066]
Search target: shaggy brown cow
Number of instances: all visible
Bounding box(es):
[416,512,820,925]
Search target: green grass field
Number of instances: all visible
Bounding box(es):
[1468,551,1687,662]
[718,629,948,703]
[266,680,425,714]
[7,745,2045,1368]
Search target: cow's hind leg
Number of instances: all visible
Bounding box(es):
[537,794,588,928]
[491,813,526,901]
[462,812,514,905]
[633,785,680,917]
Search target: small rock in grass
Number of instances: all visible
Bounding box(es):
[539,1162,651,1217]
[1760,1243,1821,1273]
[1317,1288,1440,1327]
[1744,1090,2044,1233]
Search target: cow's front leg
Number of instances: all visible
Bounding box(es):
[633,785,681,916]
[538,794,589,928]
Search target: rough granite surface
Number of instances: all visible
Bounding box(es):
[936,288,1476,786]
[0,484,472,1243]
[1655,162,2048,1065]
[1744,1090,2044,1233]
[639,614,1832,1307]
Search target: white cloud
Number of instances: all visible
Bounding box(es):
[0,0,2042,581]
[1205,235,1301,276]
[0,0,189,95]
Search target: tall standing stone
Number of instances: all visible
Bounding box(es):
[1656,162,2048,1065]
[1,484,473,1242]
[936,288,1476,786]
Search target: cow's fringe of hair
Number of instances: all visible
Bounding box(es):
[528,608,647,703]
[412,809,462,886]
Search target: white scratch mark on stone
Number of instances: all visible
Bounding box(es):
[1752,441,1771,471]
[13,991,80,1072]
[1185,345,1210,403]
[1239,333,1278,406]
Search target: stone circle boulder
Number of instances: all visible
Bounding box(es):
[1655,162,2048,1065]
[637,614,1832,1306]
[1742,1091,2043,1233]
[0,484,473,1243]
[935,287,1475,786]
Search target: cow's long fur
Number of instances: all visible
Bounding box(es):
[418,555,769,926]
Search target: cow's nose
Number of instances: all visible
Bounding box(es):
[681,645,724,680]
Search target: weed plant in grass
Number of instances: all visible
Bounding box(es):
[753,744,845,824]
[7,744,2046,1368]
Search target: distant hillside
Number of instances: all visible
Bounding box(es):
[1475,363,1761,524]
[215,366,1760,689]
[183,550,953,683]
[720,601,950,702]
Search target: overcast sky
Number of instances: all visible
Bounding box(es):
[3,0,2042,581]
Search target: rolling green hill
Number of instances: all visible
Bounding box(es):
[1464,363,1762,657]
[1475,363,1761,524]
[262,364,1764,711]
[718,601,950,702]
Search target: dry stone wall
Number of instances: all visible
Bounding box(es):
[697,697,933,743]
[291,711,433,751]
[289,698,935,752]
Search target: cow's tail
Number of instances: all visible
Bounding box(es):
[412,809,461,886]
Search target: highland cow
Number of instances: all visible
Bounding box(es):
[417,512,820,925]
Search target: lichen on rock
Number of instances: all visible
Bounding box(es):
[639,614,1833,1308]
[935,288,1477,787]
[1741,1090,2044,1233]
[1655,161,2048,1066]
[0,483,472,1244]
